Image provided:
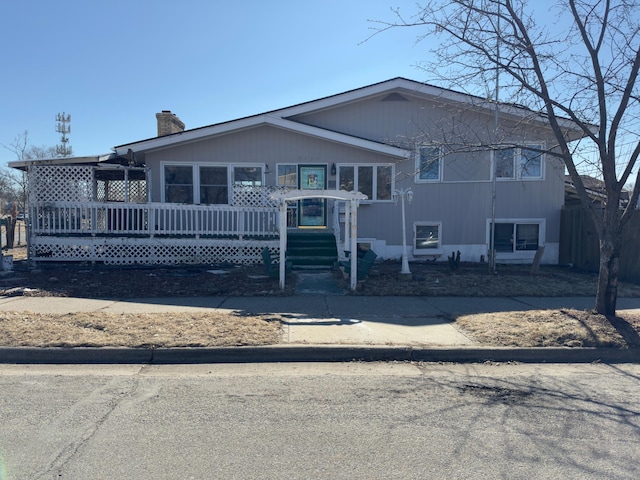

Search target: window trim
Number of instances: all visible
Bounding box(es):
[413,221,443,255]
[486,218,546,257]
[276,163,298,187]
[161,162,265,204]
[494,143,545,181]
[232,164,264,187]
[163,163,195,204]
[337,163,395,202]
[415,145,442,183]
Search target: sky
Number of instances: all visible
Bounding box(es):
[0,0,429,161]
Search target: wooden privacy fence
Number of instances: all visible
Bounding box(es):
[560,207,640,282]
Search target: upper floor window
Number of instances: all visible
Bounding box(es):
[496,144,544,180]
[338,164,393,201]
[415,146,441,182]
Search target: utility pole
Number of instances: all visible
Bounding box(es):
[55,112,72,157]
[489,3,500,274]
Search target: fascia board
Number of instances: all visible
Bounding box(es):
[114,115,273,155]
[8,154,114,170]
[274,78,451,117]
[275,77,592,138]
[116,114,411,159]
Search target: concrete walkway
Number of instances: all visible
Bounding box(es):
[1,293,640,364]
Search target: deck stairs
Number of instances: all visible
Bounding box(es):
[286,231,338,270]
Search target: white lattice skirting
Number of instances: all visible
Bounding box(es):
[29,237,279,265]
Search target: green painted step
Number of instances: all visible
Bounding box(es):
[287,231,338,269]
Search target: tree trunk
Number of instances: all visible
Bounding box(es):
[595,233,621,316]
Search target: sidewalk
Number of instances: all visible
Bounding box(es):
[1,293,639,364]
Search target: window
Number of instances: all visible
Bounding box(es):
[277,164,297,187]
[164,165,193,203]
[163,164,265,205]
[414,222,441,252]
[416,146,441,182]
[496,144,544,179]
[338,164,393,201]
[490,222,540,252]
[276,164,298,227]
[233,166,263,186]
[200,166,228,204]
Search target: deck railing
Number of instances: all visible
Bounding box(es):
[29,201,279,239]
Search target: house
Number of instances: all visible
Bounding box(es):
[11,78,587,284]
[561,174,640,282]
[564,174,632,208]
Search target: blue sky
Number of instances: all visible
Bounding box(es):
[0,0,428,161]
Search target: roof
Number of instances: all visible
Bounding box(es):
[564,174,630,206]
[114,77,590,157]
[8,153,118,170]
[115,114,412,159]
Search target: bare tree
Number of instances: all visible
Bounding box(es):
[2,131,56,210]
[2,131,56,248]
[373,0,640,315]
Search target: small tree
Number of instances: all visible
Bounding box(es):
[374,0,640,315]
[2,131,57,248]
[2,131,56,210]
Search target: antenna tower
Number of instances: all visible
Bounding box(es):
[55,112,72,157]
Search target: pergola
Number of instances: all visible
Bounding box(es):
[269,189,368,291]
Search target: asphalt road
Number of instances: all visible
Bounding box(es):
[1,362,639,479]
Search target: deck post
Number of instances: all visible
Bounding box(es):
[350,198,358,290]
[344,201,351,252]
[278,199,288,289]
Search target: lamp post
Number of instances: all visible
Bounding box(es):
[392,188,413,277]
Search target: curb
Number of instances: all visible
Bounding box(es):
[1,345,639,365]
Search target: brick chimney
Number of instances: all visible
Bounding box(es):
[156,110,185,137]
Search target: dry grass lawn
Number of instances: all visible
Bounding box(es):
[454,309,640,348]
[0,311,284,348]
[2,245,640,349]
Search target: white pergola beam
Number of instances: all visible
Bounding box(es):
[269,189,367,291]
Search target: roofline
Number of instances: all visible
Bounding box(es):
[115,114,411,159]
[114,77,593,154]
[273,77,591,133]
[8,153,116,170]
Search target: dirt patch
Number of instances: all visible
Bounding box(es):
[347,260,640,297]
[1,247,295,298]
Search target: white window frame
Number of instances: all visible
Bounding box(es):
[494,143,545,180]
[161,163,264,204]
[413,221,442,255]
[276,163,298,187]
[486,218,546,257]
[415,145,442,183]
[232,164,264,187]
[200,165,231,205]
[163,163,195,204]
[337,163,395,202]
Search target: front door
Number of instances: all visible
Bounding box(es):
[298,165,327,227]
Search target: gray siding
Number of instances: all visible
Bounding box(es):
[140,85,567,263]
[145,125,394,202]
